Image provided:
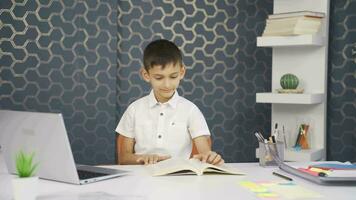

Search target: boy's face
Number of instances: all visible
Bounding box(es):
[141,62,185,103]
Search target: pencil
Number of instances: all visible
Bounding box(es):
[272,171,293,181]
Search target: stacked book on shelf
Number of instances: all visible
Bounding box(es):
[262,11,325,36]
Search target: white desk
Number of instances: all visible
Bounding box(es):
[34,163,356,200]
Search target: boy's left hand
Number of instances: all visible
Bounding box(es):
[193,151,224,166]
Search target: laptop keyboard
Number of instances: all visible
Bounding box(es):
[77,170,109,180]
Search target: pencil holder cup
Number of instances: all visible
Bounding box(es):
[258,142,284,167]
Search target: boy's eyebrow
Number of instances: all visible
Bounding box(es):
[152,72,179,76]
[152,74,163,77]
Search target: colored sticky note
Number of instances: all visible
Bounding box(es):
[251,187,269,193]
[268,183,322,199]
[257,192,278,198]
[239,181,322,199]
[239,181,258,188]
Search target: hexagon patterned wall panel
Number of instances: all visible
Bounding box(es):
[2,0,355,164]
[116,0,273,162]
[0,0,117,165]
[327,0,356,162]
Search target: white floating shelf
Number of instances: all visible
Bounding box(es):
[284,148,324,161]
[256,93,325,104]
[257,35,325,47]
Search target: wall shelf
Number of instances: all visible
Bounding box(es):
[256,93,325,104]
[284,148,324,161]
[255,0,329,161]
[257,35,325,47]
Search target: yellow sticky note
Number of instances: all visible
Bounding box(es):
[257,192,278,198]
[309,167,331,174]
[251,187,269,193]
[239,181,258,188]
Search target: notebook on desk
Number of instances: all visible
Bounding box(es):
[264,144,356,185]
[0,110,129,185]
[279,162,356,185]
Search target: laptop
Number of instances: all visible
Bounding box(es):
[0,145,14,200]
[0,110,129,185]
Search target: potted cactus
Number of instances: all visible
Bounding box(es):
[277,73,304,93]
[12,150,39,200]
[280,73,299,89]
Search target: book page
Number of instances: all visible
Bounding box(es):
[148,158,201,176]
[148,158,244,176]
[188,159,245,175]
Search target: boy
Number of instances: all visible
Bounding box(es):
[116,39,224,165]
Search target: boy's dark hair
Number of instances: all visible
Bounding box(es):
[143,39,182,71]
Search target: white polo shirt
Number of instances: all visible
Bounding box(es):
[115,90,210,159]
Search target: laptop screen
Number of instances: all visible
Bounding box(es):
[0,146,14,199]
[0,110,80,184]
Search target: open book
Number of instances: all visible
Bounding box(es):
[148,158,245,176]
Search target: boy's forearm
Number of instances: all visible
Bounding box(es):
[118,134,141,165]
[193,136,224,165]
[193,135,212,154]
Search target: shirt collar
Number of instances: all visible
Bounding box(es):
[148,90,180,109]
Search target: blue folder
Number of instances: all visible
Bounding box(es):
[310,163,356,170]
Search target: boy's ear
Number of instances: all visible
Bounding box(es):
[179,65,186,79]
[140,67,150,82]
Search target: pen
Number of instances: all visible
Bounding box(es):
[273,123,279,139]
[257,131,265,141]
[254,132,264,143]
[263,139,273,161]
[272,171,293,181]
[282,125,287,148]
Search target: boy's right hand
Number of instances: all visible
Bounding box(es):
[193,151,224,166]
[136,154,171,165]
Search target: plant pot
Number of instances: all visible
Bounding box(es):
[12,176,39,200]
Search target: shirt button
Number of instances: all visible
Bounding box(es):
[158,135,162,139]
[160,113,164,116]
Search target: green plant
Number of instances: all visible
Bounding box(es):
[280,73,299,89]
[15,150,39,178]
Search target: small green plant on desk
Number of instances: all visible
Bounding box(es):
[15,150,38,177]
[12,150,39,200]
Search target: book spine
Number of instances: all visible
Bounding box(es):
[268,11,325,19]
